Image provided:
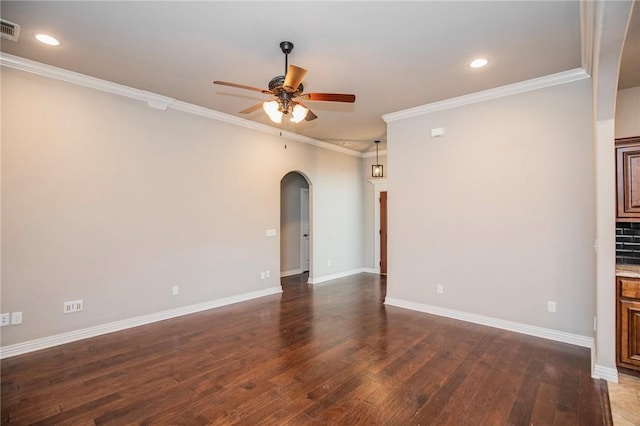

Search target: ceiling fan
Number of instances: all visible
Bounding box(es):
[213,41,356,124]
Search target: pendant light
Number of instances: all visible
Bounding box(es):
[372,140,383,178]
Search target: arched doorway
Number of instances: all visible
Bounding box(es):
[280,171,311,280]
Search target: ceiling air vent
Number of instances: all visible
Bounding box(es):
[0,19,20,42]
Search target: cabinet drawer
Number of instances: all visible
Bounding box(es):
[620,278,640,299]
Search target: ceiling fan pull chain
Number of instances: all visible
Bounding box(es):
[282,122,290,149]
[279,130,287,149]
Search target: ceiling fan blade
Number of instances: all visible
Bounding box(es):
[213,81,271,94]
[239,102,264,114]
[304,109,318,121]
[302,93,356,103]
[296,101,318,121]
[283,65,307,91]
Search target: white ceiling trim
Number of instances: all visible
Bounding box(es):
[142,91,176,111]
[580,0,596,76]
[0,52,152,103]
[170,100,362,157]
[382,68,589,123]
[0,53,364,158]
[361,149,387,159]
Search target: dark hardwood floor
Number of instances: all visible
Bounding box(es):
[1,273,610,425]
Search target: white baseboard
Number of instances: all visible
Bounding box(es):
[280,268,303,277]
[384,297,594,349]
[592,364,619,383]
[0,286,283,359]
[308,268,377,284]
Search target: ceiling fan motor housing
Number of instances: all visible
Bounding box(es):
[268,76,285,91]
[269,76,303,94]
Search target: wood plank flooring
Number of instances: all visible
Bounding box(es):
[1,273,610,425]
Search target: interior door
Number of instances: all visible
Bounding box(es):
[380,191,387,275]
[300,188,310,272]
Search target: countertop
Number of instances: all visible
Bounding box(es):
[616,264,640,278]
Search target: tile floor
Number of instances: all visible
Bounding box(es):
[609,373,640,425]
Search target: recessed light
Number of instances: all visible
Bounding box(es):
[469,58,488,68]
[35,33,60,46]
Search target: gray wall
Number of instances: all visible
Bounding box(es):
[616,86,640,138]
[387,78,596,337]
[1,67,365,346]
[280,172,308,274]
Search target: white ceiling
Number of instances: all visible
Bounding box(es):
[0,1,635,153]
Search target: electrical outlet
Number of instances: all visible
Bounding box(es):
[260,272,266,280]
[172,286,179,296]
[547,301,556,313]
[437,284,444,294]
[1,313,9,327]
[64,300,83,314]
[328,260,332,267]
[11,312,22,325]
[266,270,271,278]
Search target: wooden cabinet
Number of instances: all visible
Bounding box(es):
[617,276,640,372]
[616,137,640,221]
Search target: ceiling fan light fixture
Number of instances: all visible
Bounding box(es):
[290,104,308,123]
[263,100,283,123]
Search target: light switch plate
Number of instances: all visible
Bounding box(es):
[11,311,22,325]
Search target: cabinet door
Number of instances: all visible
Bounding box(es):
[617,138,640,219]
[619,300,640,367]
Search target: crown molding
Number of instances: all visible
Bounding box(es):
[382,68,590,123]
[580,0,596,76]
[0,53,365,158]
[170,100,365,157]
[361,149,387,159]
[143,90,176,110]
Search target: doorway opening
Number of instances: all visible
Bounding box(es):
[370,179,387,275]
[280,171,311,280]
[380,191,387,275]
